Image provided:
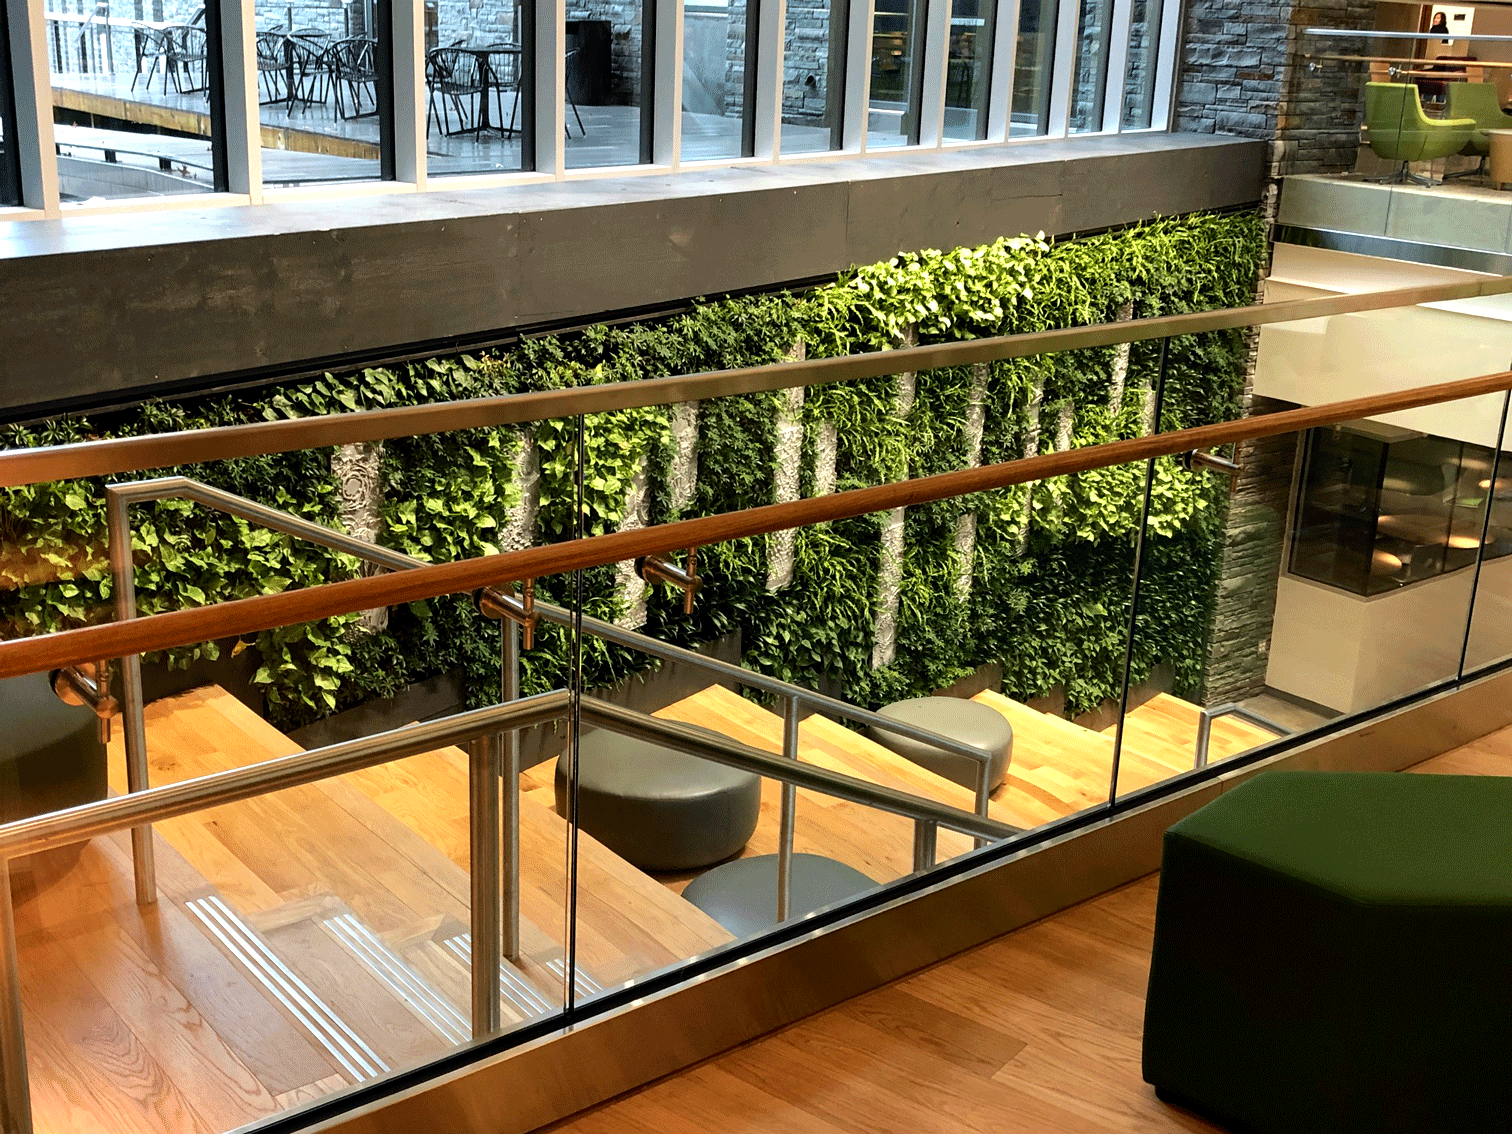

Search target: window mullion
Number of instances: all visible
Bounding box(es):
[8,0,58,213]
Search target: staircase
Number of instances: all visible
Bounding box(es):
[14,678,1271,1134]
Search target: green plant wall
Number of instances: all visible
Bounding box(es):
[0,211,1267,728]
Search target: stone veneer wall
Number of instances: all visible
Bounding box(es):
[781,0,835,125]
[1175,0,1376,704]
[1202,397,1300,705]
[1176,0,1378,180]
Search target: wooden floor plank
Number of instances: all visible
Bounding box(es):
[544,719,1512,1134]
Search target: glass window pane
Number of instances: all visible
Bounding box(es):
[425,0,532,177]
[1069,0,1113,133]
[868,0,921,148]
[780,0,846,154]
[1011,0,1055,136]
[47,1,220,201]
[566,0,651,168]
[0,0,21,204]
[1120,0,1161,129]
[259,2,393,187]
[680,0,752,161]
[943,0,994,141]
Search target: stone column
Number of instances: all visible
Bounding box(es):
[668,401,700,516]
[1016,367,1048,556]
[870,328,918,670]
[499,427,540,554]
[614,453,655,629]
[767,343,808,592]
[953,362,991,599]
[332,441,388,634]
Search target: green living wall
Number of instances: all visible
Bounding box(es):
[0,212,1268,729]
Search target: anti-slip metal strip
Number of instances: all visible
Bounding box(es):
[322,914,471,1047]
[187,896,389,1083]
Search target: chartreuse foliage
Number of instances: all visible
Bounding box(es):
[0,211,1265,727]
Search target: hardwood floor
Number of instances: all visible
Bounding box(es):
[535,732,1512,1134]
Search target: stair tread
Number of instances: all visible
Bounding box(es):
[112,687,729,1011]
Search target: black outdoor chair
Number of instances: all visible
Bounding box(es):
[564,46,586,137]
[426,47,484,136]
[166,24,209,96]
[255,31,291,106]
[286,35,333,112]
[131,25,174,93]
[331,37,379,120]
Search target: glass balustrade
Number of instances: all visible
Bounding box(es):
[3,282,1512,1134]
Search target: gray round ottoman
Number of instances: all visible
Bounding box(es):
[868,696,1012,792]
[554,729,761,873]
[681,853,876,937]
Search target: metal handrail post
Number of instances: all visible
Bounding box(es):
[912,821,938,872]
[468,731,503,1038]
[1194,708,1213,771]
[0,860,33,1134]
[500,619,521,963]
[777,695,800,922]
[107,489,157,907]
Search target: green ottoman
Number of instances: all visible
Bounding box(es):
[1142,771,1512,1134]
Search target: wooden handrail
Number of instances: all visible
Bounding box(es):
[2,366,1510,680]
[4,274,1512,488]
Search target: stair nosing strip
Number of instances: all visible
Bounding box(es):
[196,896,388,1079]
[201,896,390,1078]
[324,915,471,1045]
[444,934,554,1016]
[187,897,385,1082]
[334,915,471,1040]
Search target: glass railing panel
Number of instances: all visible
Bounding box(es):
[1118,305,1512,800]
[9,721,566,1133]
[555,356,1163,990]
[1459,397,1512,676]
[1289,26,1506,185]
[47,0,220,201]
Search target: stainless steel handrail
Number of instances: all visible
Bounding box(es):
[1193,703,1291,771]
[0,691,1012,1134]
[6,275,1512,488]
[105,477,998,930]
[579,698,1015,841]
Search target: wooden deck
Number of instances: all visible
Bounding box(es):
[539,730,1512,1134]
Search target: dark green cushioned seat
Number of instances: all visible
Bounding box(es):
[1142,771,1512,1134]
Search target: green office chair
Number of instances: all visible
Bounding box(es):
[1445,81,1512,161]
[1364,82,1475,185]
